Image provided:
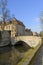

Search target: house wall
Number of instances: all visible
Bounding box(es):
[17,24,25,36]
[33,32,38,36]
[25,30,33,36]
[4,24,12,30]
[4,23,17,37]
[0,18,25,37]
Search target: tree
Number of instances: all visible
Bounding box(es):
[39,11,43,31]
[40,31,43,37]
[0,0,10,30]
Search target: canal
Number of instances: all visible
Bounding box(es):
[0,41,43,65]
[0,42,30,65]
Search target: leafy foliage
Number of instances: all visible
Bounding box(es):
[40,31,43,37]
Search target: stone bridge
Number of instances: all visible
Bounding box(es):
[11,36,42,48]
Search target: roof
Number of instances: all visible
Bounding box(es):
[12,18,25,27]
[0,18,25,27]
[25,28,31,31]
[0,21,12,26]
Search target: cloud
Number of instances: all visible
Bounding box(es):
[32,17,40,22]
[34,17,40,22]
[35,16,43,22]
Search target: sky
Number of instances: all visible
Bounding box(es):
[1,0,43,33]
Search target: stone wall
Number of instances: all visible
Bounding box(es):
[13,36,42,48]
[0,31,11,46]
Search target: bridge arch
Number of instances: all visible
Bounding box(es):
[14,40,31,52]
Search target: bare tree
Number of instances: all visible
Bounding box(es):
[0,0,10,22]
[0,0,10,30]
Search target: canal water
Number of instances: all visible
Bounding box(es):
[0,42,30,65]
[0,42,43,65]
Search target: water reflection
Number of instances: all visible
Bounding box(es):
[0,46,11,54]
[0,42,30,65]
[0,46,22,65]
[0,41,31,65]
[14,41,31,53]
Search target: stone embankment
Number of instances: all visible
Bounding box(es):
[0,31,10,47]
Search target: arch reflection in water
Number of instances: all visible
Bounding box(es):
[14,41,31,53]
[0,46,22,65]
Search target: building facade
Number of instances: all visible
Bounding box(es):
[15,19,25,36]
[25,28,33,36]
[33,32,38,36]
[0,18,25,37]
[4,20,17,37]
[0,18,33,37]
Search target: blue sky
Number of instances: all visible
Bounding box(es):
[1,0,43,33]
